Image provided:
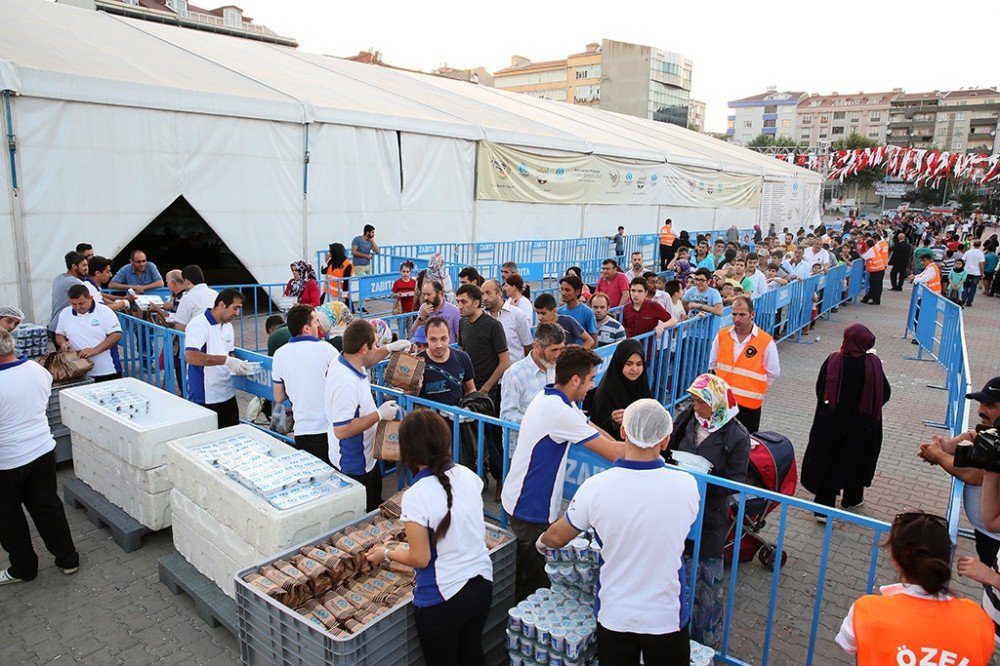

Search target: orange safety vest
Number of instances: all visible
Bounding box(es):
[660,224,675,246]
[923,262,942,294]
[715,326,773,409]
[864,244,887,273]
[324,261,352,300]
[877,240,889,264]
[852,593,994,666]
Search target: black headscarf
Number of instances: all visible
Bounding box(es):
[327,243,349,271]
[588,339,652,437]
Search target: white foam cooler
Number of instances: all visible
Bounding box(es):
[170,489,269,598]
[166,425,367,557]
[72,434,172,529]
[59,378,218,470]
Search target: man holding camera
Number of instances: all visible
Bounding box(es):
[918,377,1000,565]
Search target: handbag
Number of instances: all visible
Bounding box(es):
[40,350,93,383]
[384,352,424,394]
[373,420,401,461]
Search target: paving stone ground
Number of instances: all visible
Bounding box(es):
[3,247,999,665]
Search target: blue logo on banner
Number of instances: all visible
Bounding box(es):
[555,167,565,177]
[516,262,544,281]
[625,172,633,182]
[651,174,658,184]
[518,163,529,175]
[477,243,496,253]
[417,245,438,254]
[532,241,548,250]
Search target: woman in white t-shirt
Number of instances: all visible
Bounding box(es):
[365,411,493,664]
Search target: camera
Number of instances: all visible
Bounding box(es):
[954,425,1000,472]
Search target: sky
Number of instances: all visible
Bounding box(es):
[233,1,998,133]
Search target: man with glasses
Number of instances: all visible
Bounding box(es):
[682,268,724,316]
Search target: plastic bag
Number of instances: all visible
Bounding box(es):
[270,402,294,435]
[40,350,93,383]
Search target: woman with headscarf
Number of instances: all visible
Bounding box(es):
[585,339,650,437]
[665,373,751,647]
[801,324,890,516]
[283,260,321,306]
[426,252,454,303]
[323,243,353,306]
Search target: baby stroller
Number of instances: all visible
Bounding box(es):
[723,431,798,570]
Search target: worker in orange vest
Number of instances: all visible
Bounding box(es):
[860,235,888,305]
[908,249,942,346]
[709,296,779,434]
[659,219,676,271]
[836,512,994,666]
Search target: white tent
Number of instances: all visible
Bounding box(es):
[0,0,823,320]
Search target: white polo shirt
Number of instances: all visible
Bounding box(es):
[492,301,533,364]
[565,458,700,634]
[83,278,102,302]
[55,302,122,377]
[272,336,339,436]
[174,283,219,327]
[400,465,493,607]
[501,386,599,524]
[185,309,236,405]
[324,355,377,475]
[0,358,56,470]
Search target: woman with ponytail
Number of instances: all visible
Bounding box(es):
[365,410,493,664]
[836,512,993,665]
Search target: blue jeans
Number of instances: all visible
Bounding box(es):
[963,275,981,306]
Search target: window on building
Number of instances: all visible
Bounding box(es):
[802,116,812,125]
[833,111,846,120]
[763,119,776,128]
[848,112,861,121]
[727,120,735,129]
[819,132,828,138]
[744,120,753,128]
[820,116,829,123]
[868,129,880,138]
[801,130,811,139]
[764,105,777,114]
[831,127,845,135]
[869,114,881,122]
[781,119,792,127]
[956,112,966,120]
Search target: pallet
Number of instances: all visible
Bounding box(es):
[158,553,237,637]
[62,478,152,553]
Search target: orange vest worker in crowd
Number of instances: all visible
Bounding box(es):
[709,296,779,434]
[837,511,994,666]
[860,236,888,305]
[659,219,676,271]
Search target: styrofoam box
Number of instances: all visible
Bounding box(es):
[171,489,270,598]
[72,434,171,530]
[73,433,173,494]
[166,425,366,556]
[59,377,217,470]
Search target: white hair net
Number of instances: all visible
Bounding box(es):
[0,305,24,320]
[621,399,673,449]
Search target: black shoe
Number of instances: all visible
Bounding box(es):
[911,339,919,345]
[842,499,864,510]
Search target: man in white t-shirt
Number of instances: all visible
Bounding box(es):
[541,399,700,664]
[802,236,831,271]
[0,329,79,585]
[501,346,624,601]
[962,240,986,307]
[325,319,411,511]
[55,284,123,382]
[172,265,219,331]
[272,304,339,465]
[184,288,254,427]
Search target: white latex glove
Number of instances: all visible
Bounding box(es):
[385,339,412,353]
[224,357,254,376]
[535,534,549,556]
[376,400,399,421]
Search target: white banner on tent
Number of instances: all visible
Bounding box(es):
[476,142,762,208]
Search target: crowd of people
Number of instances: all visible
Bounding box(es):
[3,208,1000,664]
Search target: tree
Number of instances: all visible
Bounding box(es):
[747,134,801,149]
[831,133,883,190]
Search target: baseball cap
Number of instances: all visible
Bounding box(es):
[967,377,1000,404]
[914,248,934,260]
[410,326,428,345]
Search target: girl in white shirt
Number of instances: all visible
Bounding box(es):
[366,410,493,664]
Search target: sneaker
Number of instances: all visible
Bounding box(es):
[842,499,864,510]
[911,339,919,345]
[245,396,263,423]
[61,566,78,575]
[0,568,25,585]
[814,513,827,524]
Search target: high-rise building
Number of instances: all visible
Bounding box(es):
[795,91,896,147]
[492,39,694,127]
[889,87,999,154]
[689,99,706,132]
[726,89,806,145]
[56,0,296,46]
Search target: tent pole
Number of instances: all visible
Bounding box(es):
[1,90,32,320]
[471,141,479,243]
[302,123,310,260]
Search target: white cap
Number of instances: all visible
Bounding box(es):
[621,399,673,449]
[0,305,24,320]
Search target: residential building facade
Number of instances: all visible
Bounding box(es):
[795,91,896,148]
[689,99,706,132]
[493,39,693,127]
[56,0,297,46]
[726,88,806,145]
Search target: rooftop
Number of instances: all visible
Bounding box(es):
[730,91,806,104]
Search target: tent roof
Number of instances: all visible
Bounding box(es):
[1,0,819,182]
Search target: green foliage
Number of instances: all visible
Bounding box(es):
[747,134,801,148]
[831,133,883,188]
[830,133,880,151]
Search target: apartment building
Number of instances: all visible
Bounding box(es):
[795,91,896,147]
[726,89,806,145]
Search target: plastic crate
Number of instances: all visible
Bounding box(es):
[235,511,515,666]
[47,377,94,429]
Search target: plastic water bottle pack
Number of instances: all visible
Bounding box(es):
[12,324,48,359]
[84,387,150,419]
